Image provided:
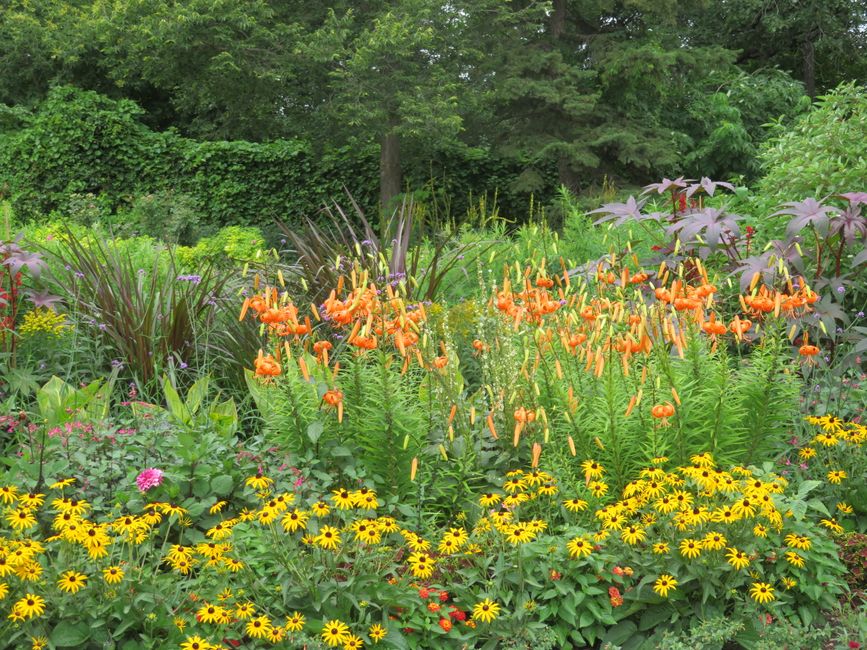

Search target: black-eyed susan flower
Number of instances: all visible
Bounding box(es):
[702,531,727,551]
[353,520,382,545]
[6,508,37,531]
[753,523,768,538]
[712,507,738,525]
[653,575,677,597]
[620,525,646,545]
[652,541,670,555]
[567,535,592,558]
[502,478,526,494]
[563,497,588,512]
[102,566,124,585]
[784,533,811,551]
[781,577,797,590]
[208,501,227,515]
[472,598,501,623]
[837,502,854,515]
[245,475,273,491]
[588,481,608,498]
[235,602,255,620]
[749,582,775,604]
[820,518,844,534]
[0,486,18,504]
[57,570,87,594]
[17,561,43,583]
[321,619,350,647]
[314,525,341,551]
[281,509,309,533]
[402,531,431,552]
[267,626,286,643]
[180,636,211,650]
[368,623,387,642]
[827,470,847,484]
[725,547,750,570]
[18,493,45,509]
[311,501,331,517]
[11,593,45,619]
[679,538,702,559]
[784,551,806,568]
[196,604,226,625]
[331,489,355,510]
[581,460,605,480]
[407,551,435,579]
[246,615,272,639]
[654,496,677,514]
[352,488,378,510]
[285,611,305,632]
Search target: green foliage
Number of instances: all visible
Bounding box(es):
[0,86,380,231]
[246,350,425,496]
[680,69,809,180]
[758,83,867,205]
[43,227,229,392]
[175,226,265,269]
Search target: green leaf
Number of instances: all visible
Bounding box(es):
[51,622,91,647]
[211,474,234,495]
[638,605,673,631]
[163,375,191,425]
[797,480,822,498]
[603,620,638,646]
[307,421,324,444]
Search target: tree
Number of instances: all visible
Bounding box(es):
[306,1,472,213]
[688,0,867,98]
[483,0,733,191]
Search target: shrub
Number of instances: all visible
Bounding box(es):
[758,82,867,206]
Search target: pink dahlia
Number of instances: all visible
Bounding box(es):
[136,468,164,492]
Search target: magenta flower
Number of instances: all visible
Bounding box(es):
[136,468,164,492]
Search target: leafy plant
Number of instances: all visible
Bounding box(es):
[43,227,230,392]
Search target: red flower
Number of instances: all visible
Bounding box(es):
[427,602,441,613]
[849,642,861,649]
[612,566,624,576]
[449,607,467,622]
[439,591,449,602]
[418,587,430,599]
[609,586,623,607]
[438,618,453,633]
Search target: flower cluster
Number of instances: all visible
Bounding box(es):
[17,308,69,338]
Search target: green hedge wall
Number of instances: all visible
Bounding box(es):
[0,86,545,233]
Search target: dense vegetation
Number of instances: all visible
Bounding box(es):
[1,0,866,228]
[0,2,866,649]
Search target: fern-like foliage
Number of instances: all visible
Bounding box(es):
[340,352,425,496]
[733,336,800,465]
[244,366,321,455]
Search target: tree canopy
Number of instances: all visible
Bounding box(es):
[1,0,865,213]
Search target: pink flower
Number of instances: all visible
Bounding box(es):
[136,468,164,492]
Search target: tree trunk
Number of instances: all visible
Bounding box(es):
[551,0,566,39]
[558,156,581,193]
[379,129,401,215]
[802,37,816,99]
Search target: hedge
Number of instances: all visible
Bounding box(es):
[0,86,546,233]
